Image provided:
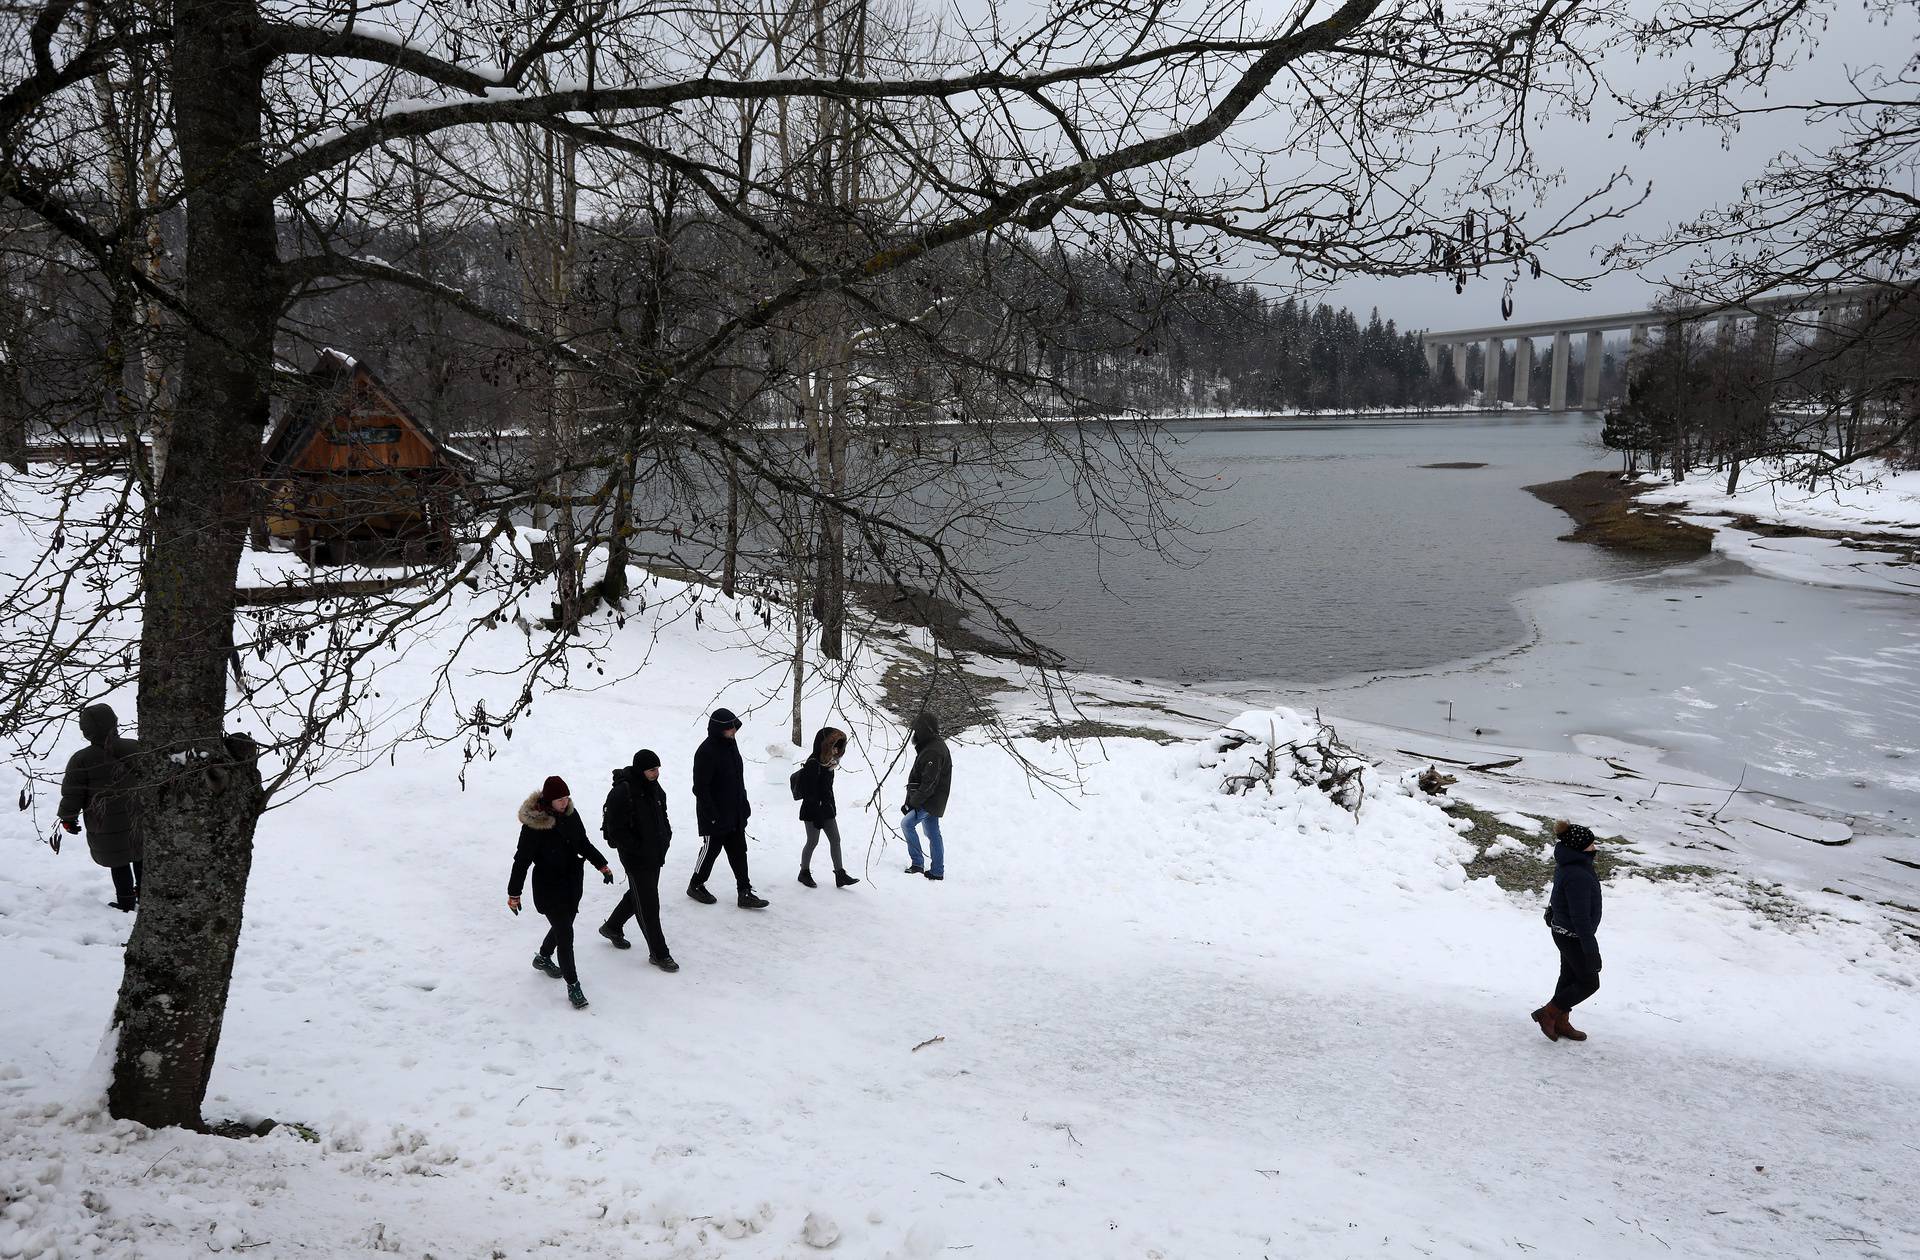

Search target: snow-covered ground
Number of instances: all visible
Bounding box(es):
[3,525,1918,1257]
[1637,459,1920,595]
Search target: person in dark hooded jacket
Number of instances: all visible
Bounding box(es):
[901,712,951,880]
[508,775,614,1009]
[794,726,858,889]
[1532,821,1604,1042]
[56,703,146,911]
[598,749,679,970]
[687,708,768,909]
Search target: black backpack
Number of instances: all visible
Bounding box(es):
[789,763,808,801]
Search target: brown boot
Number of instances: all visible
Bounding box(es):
[1556,1009,1588,1042]
[1530,1006,1562,1041]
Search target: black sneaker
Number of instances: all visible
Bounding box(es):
[904,864,924,875]
[798,869,817,888]
[567,982,589,1009]
[834,870,860,888]
[532,953,563,979]
[649,954,680,973]
[737,891,770,910]
[686,882,717,905]
[598,924,632,950]
[924,872,944,881]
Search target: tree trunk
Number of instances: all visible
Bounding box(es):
[602,452,634,604]
[1725,459,1741,496]
[108,0,277,1131]
[723,451,740,597]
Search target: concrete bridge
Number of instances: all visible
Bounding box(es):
[1420,286,1888,411]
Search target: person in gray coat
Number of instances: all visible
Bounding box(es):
[901,713,952,880]
[57,703,146,911]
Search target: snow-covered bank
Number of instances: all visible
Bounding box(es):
[3,542,1918,1258]
[1636,459,1920,594]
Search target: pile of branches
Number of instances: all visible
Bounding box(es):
[1217,717,1372,815]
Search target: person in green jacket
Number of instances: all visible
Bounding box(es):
[901,713,951,881]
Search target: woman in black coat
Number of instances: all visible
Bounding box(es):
[508,775,613,1009]
[794,727,858,889]
[1533,821,1603,1042]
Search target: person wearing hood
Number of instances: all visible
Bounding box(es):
[793,727,858,889]
[901,712,951,881]
[56,703,146,912]
[508,775,614,1009]
[688,708,768,909]
[1533,821,1604,1042]
[598,749,679,971]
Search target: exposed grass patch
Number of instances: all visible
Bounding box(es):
[1027,718,1182,744]
[875,640,1007,736]
[1526,471,1713,555]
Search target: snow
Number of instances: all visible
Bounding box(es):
[3,493,1919,1256]
[1636,459,1920,594]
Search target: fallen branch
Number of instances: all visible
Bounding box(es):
[142,1146,180,1178]
[912,1035,945,1053]
[931,1170,966,1184]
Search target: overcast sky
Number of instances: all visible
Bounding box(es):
[1305,4,1916,332]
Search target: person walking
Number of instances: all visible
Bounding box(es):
[688,708,768,909]
[508,776,614,1009]
[793,727,858,889]
[1532,821,1603,1042]
[56,703,146,912]
[598,749,679,971]
[901,713,951,881]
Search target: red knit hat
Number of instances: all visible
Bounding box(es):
[541,775,571,804]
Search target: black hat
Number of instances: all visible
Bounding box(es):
[633,749,661,772]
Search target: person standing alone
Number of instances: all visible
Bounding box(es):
[599,749,679,971]
[509,776,614,1009]
[1533,821,1603,1042]
[794,726,858,889]
[901,713,951,881]
[56,703,146,912]
[688,708,768,909]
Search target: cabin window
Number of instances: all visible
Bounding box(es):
[327,426,402,446]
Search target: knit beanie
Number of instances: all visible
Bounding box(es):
[541,775,571,804]
[633,750,661,772]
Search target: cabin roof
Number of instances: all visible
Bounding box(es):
[263,348,474,474]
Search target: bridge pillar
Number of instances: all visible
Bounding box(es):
[1452,341,1468,388]
[1424,340,1439,375]
[1512,337,1533,407]
[1629,323,1648,365]
[1484,334,1503,399]
[1582,330,1605,408]
[1549,331,1570,410]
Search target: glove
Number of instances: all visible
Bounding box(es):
[901,804,910,816]
[60,818,81,835]
[601,867,615,884]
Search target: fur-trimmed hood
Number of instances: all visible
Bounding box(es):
[518,793,560,830]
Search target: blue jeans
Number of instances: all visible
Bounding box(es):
[903,809,944,876]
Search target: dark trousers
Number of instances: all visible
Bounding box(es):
[1550,931,1601,1009]
[692,828,751,896]
[539,910,578,984]
[801,818,844,873]
[110,861,142,908]
[605,851,670,958]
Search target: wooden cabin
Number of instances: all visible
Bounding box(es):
[256,349,472,564]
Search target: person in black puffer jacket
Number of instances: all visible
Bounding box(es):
[508,775,613,1009]
[1532,821,1604,1042]
[598,750,679,971]
[687,708,767,909]
[56,704,146,911]
[794,726,858,889]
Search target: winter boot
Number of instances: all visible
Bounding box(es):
[834,870,860,888]
[904,864,924,875]
[737,890,770,910]
[533,953,564,980]
[649,954,680,973]
[1555,1010,1588,1042]
[686,882,717,905]
[598,923,632,950]
[1530,1005,1563,1041]
[798,869,817,888]
[924,871,944,881]
[567,982,589,1009]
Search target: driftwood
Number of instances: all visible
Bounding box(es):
[1220,717,1370,815]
